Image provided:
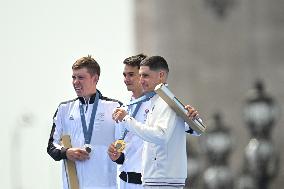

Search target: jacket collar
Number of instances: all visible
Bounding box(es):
[78,90,101,104]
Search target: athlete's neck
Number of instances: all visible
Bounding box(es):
[132,88,143,99]
[83,90,97,102]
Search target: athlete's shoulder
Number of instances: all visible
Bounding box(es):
[53,97,78,118]
[58,97,78,106]
[100,95,123,106]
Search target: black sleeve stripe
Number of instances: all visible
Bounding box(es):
[47,108,67,161]
[114,153,125,164]
[59,98,78,105]
[101,96,123,106]
[185,128,194,134]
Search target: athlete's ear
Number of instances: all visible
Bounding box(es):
[159,70,166,82]
[159,71,164,78]
[93,74,99,84]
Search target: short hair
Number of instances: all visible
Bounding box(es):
[72,55,100,76]
[123,54,147,69]
[140,56,169,73]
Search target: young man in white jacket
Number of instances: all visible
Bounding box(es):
[112,56,201,189]
[47,56,121,189]
[108,54,149,189]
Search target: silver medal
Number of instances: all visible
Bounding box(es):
[84,144,92,153]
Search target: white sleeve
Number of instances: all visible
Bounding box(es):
[184,122,201,136]
[53,106,64,147]
[124,101,177,144]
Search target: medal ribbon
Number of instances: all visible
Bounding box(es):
[125,91,156,107]
[79,91,100,145]
[120,91,156,139]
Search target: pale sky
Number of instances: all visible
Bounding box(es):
[0,0,134,188]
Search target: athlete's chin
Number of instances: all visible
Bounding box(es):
[75,91,83,97]
[142,88,151,93]
[126,85,133,91]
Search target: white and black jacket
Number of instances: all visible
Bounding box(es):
[122,94,191,187]
[47,90,122,189]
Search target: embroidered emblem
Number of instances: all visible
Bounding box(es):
[69,115,74,120]
[98,112,104,119]
[144,109,150,122]
[96,112,105,121]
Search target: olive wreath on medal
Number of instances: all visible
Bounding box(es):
[114,139,126,152]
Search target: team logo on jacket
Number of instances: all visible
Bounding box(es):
[144,109,150,122]
[69,115,74,120]
[96,112,105,121]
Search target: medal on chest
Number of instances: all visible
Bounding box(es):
[83,144,92,153]
[79,92,100,154]
[114,139,126,152]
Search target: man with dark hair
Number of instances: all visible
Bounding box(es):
[112,55,201,189]
[108,54,148,189]
[139,56,169,74]
[122,54,147,98]
[47,55,121,189]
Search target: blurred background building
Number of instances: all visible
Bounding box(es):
[1,0,283,188]
[134,0,283,188]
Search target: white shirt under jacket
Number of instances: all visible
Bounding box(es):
[119,98,151,174]
[122,94,189,187]
[51,95,121,189]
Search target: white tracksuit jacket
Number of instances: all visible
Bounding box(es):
[122,94,188,186]
[47,91,121,189]
[119,99,151,174]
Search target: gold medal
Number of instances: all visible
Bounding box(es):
[114,139,126,152]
